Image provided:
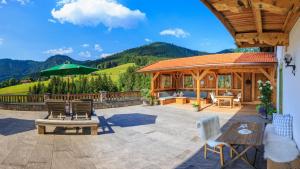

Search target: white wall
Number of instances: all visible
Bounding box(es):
[276,18,300,148]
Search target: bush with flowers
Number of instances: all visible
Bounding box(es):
[256,80,276,116]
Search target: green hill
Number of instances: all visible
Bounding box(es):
[0,63,134,95]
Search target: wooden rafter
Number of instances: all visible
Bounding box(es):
[199,0,300,47]
[200,0,236,36]
[235,32,289,47]
[252,0,262,33]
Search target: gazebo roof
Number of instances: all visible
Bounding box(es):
[138,52,276,72]
[200,0,300,47]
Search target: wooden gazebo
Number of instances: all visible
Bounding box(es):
[138,52,277,105]
[200,0,300,47]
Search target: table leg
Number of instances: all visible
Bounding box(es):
[221,145,255,169]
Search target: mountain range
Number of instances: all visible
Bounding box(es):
[0,42,233,82]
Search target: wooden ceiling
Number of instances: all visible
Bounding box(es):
[200,0,300,47]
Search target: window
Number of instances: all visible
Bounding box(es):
[161,74,172,88]
[218,75,232,89]
[183,75,194,88]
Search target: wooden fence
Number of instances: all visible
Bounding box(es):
[0,91,141,103]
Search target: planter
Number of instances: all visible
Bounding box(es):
[193,107,199,112]
[142,100,150,106]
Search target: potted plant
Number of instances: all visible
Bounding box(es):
[153,98,159,105]
[141,89,151,106]
[257,80,276,120]
[192,102,200,112]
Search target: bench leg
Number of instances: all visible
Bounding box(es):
[91,126,98,135]
[37,125,45,134]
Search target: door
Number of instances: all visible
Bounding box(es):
[243,73,252,102]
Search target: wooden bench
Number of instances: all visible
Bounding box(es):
[35,115,99,135]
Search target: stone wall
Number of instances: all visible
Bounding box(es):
[0,100,142,111]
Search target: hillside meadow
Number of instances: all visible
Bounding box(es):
[0,63,135,95]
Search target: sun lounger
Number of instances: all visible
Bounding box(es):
[71,100,92,120]
[46,100,67,119]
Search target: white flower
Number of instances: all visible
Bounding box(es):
[270,86,273,90]
[259,87,262,90]
[263,83,266,86]
[266,81,271,84]
[257,80,262,84]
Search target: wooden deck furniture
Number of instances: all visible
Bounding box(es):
[71,100,92,120]
[35,115,99,135]
[215,96,234,108]
[175,97,187,104]
[217,122,264,168]
[46,100,67,119]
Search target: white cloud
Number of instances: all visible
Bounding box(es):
[160,28,190,38]
[78,51,91,58]
[0,38,3,45]
[16,0,30,5]
[48,19,57,23]
[100,53,112,58]
[1,0,7,4]
[94,44,103,52]
[51,0,146,30]
[81,43,89,48]
[0,0,30,5]
[44,47,73,55]
[145,38,152,42]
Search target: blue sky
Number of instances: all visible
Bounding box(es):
[0,0,236,61]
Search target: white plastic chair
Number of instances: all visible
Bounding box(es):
[233,93,242,107]
[196,115,229,166]
[210,92,218,105]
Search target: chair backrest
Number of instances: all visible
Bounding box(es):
[72,101,92,118]
[210,92,215,100]
[237,93,242,100]
[196,115,221,141]
[46,100,66,118]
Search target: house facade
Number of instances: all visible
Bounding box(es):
[276,18,300,148]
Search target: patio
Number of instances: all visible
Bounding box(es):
[0,105,266,169]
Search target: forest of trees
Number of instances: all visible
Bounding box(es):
[29,74,118,94]
[118,66,150,91]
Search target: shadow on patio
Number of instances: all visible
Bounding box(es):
[0,118,35,136]
[175,105,267,169]
[106,113,157,127]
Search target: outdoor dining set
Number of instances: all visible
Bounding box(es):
[197,114,299,169]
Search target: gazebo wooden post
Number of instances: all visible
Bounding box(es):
[196,70,201,105]
[151,72,160,97]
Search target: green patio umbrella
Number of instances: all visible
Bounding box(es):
[40,62,98,94]
[40,62,98,77]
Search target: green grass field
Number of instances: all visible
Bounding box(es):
[0,63,135,95]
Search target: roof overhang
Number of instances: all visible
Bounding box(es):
[138,62,276,73]
[200,0,300,47]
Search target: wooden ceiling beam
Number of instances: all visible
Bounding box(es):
[200,0,236,36]
[252,0,263,33]
[235,32,289,47]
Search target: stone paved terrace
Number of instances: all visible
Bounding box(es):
[0,104,266,169]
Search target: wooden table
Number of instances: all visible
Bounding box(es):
[217,122,264,169]
[215,95,234,108]
[175,97,187,104]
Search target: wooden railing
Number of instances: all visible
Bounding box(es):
[0,91,141,103]
[0,94,44,103]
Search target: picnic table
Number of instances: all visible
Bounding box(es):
[217,122,264,169]
[215,95,234,108]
